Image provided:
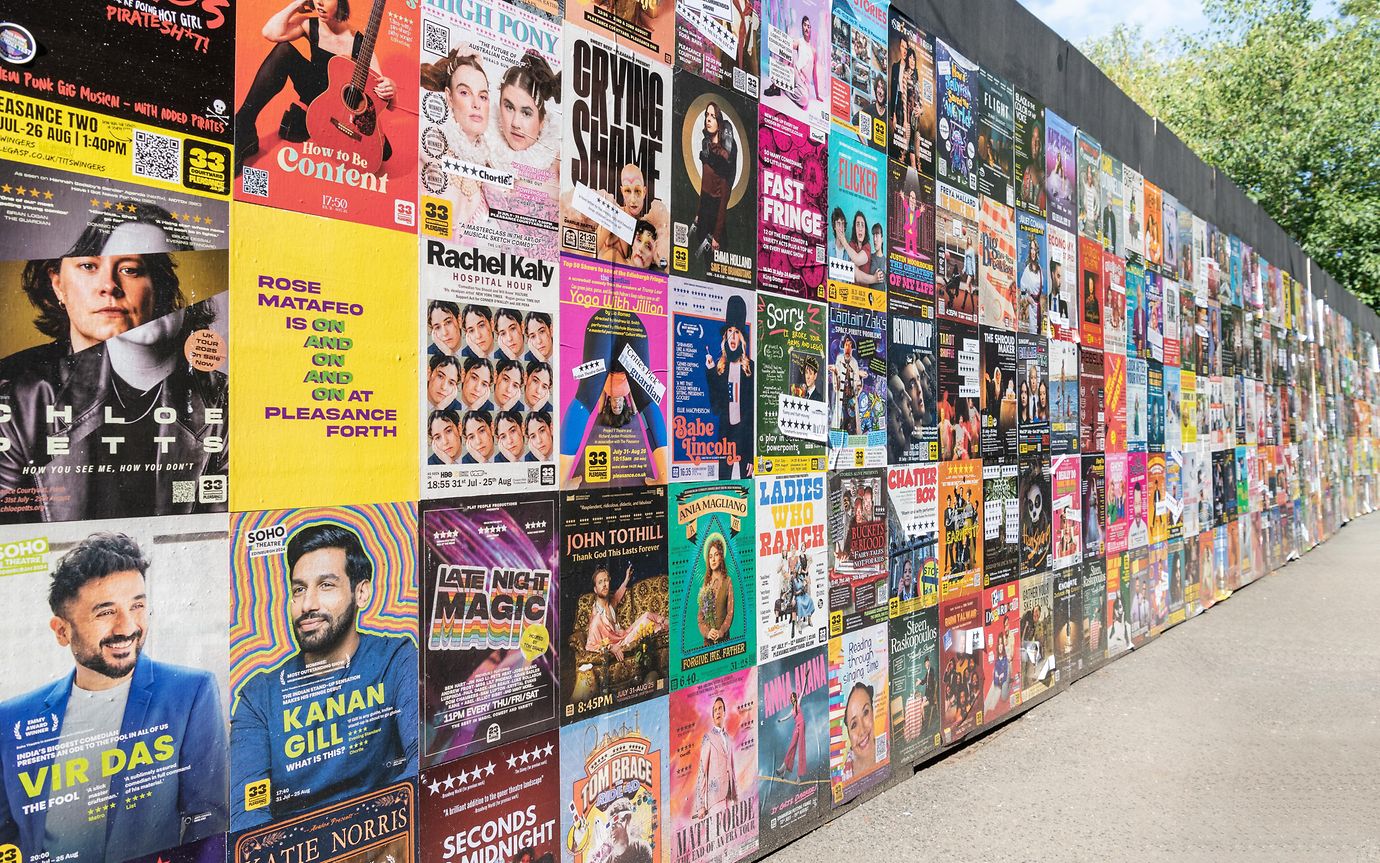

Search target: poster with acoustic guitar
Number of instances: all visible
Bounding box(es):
[234,0,420,231]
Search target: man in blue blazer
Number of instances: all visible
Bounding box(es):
[0,532,228,863]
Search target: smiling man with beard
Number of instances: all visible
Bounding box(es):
[0,533,227,863]
[229,524,418,830]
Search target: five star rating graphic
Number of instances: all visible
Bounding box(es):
[425,740,555,795]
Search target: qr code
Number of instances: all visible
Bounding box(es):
[241,166,269,197]
[172,481,195,504]
[132,128,181,182]
[527,467,539,483]
[673,221,689,247]
[422,20,449,55]
[815,244,825,264]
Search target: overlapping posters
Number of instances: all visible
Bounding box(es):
[827,293,888,467]
[979,327,1018,459]
[887,163,936,316]
[934,183,981,329]
[235,0,419,230]
[887,462,941,615]
[3,1,234,142]
[671,73,758,287]
[1043,110,1075,233]
[419,0,562,255]
[1019,455,1051,576]
[888,604,940,764]
[982,461,1019,587]
[560,27,671,269]
[0,514,230,863]
[568,0,674,63]
[419,493,558,767]
[887,311,939,462]
[559,486,669,721]
[976,69,1015,207]
[1047,224,1079,342]
[827,131,888,295]
[1051,454,1082,570]
[671,278,757,481]
[1050,337,1080,454]
[758,105,829,301]
[669,480,756,689]
[1015,210,1048,335]
[229,504,419,832]
[756,474,829,662]
[981,581,1020,720]
[1017,332,1049,457]
[418,730,558,863]
[979,198,1018,331]
[938,460,983,600]
[938,593,982,742]
[421,221,560,496]
[828,468,890,634]
[937,320,981,461]
[1076,132,1102,242]
[756,292,829,474]
[1013,89,1045,217]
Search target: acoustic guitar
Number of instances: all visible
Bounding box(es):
[304,0,389,173]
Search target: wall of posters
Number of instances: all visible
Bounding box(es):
[756,473,829,661]
[11,2,1380,862]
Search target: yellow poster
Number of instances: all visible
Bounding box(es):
[230,203,417,509]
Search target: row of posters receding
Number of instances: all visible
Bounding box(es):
[0,5,1375,863]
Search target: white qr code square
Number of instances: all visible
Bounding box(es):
[172,481,195,504]
[423,20,449,55]
[815,244,825,264]
[132,129,181,182]
[241,166,269,197]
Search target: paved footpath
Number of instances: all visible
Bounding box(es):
[770,513,1380,862]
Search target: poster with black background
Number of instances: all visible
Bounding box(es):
[420,493,559,767]
[3,0,234,141]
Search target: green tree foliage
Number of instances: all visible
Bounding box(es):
[1084,0,1380,309]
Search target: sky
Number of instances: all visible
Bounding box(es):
[1016,0,1209,45]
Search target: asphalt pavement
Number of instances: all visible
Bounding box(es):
[769,512,1380,862]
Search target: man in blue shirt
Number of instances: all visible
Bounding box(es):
[230,524,418,830]
[0,532,228,863]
